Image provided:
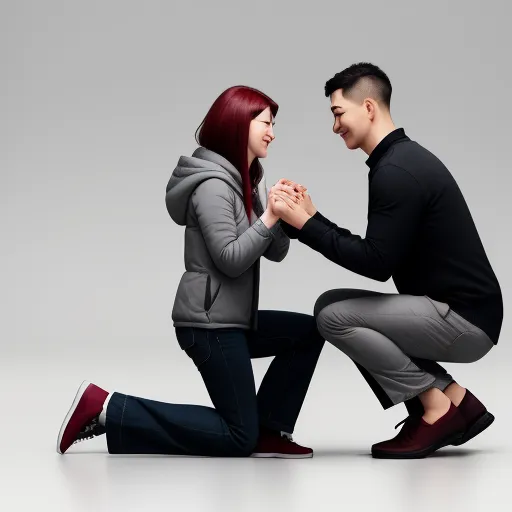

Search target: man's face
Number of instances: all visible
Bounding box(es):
[330,89,371,150]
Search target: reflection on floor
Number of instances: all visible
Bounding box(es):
[2,347,510,512]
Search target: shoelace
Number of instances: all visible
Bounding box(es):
[280,432,294,442]
[393,416,421,442]
[73,417,105,444]
[395,414,424,429]
[395,418,408,430]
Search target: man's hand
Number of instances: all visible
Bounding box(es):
[277,178,307,194]
[298,192,317,217]
[270,190,311,229]
[269,180,303,203]
[274,179,317,216]
[268,179,301,217]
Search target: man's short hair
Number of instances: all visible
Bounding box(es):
[324,62,392,108]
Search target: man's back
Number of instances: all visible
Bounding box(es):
[378,138,503,343]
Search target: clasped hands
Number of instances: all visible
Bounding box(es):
[267,178,317,229]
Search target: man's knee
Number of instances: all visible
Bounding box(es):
[315,303,342,339]
[314,290,345,318]
[315,300,366,347]
[314,288,382,318]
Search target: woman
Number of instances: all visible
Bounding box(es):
[57,86,325,458]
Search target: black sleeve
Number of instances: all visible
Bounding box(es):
[296,165,425,281]
[280,220,300,239]
[280,211,330,239]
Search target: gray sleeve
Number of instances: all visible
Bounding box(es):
[262,220,290,262]
[191,179,274,278]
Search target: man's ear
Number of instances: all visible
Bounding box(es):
[364,98,378,121]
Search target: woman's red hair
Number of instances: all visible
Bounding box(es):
[195,86,279,219]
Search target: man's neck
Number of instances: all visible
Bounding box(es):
[360,120,397,156]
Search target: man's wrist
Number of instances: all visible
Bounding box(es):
[289,209,311,229]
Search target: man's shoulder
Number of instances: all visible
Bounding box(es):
[374,140,459,202]
[386,138,430,161]
[381,139,450,176]
[370,164,423,196]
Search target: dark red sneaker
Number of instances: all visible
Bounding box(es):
[57,381,109,454]
[451,389,495,446]
[251,429,313,459]
[372,403,465,459]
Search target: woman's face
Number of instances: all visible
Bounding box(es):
[247,107,275,164]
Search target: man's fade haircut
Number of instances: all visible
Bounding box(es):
[324,62,392,109]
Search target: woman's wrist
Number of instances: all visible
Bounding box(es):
[261,209,279,228]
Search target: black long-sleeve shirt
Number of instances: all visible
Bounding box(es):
[284,128,503,344]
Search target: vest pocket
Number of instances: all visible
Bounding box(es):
[205,274,221,312]
[172,271,210,322]
[205,274,211,311]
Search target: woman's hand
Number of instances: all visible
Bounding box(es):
[269,180,304,203]
[272,179,317,217]
[264,178,315,228]
[261,204,279,229]
[277,178,307,195]
[269,191,290,218]
[270,190,311,229]
[267,180,300,219]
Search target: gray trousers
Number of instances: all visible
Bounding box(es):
[314,289,494,406]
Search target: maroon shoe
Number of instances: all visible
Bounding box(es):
[372,403,465,459]
[451,389,495,446]
[251,429,313,459]
[57,381,109,454]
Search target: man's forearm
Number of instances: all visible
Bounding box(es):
[280,220,300,239]
[280,211,325,239]
[297,216,392,282]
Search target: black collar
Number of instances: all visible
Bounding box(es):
[365,128,409,171]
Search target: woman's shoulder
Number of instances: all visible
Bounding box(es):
[194,177,236,196]
[192,178,242,209]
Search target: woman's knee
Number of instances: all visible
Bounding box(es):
[225,423,259,457]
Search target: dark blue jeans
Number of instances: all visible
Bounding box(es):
[105,310,325,456]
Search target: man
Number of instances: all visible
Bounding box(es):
[270,62,503,459]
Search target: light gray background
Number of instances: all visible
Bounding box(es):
[2,1,511,511]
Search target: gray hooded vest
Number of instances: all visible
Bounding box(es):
[165,147,290,330]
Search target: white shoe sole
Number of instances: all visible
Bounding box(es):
[56,380,91,454]
[250,452,313,459]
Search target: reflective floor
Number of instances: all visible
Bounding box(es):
[2,344,510,512]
